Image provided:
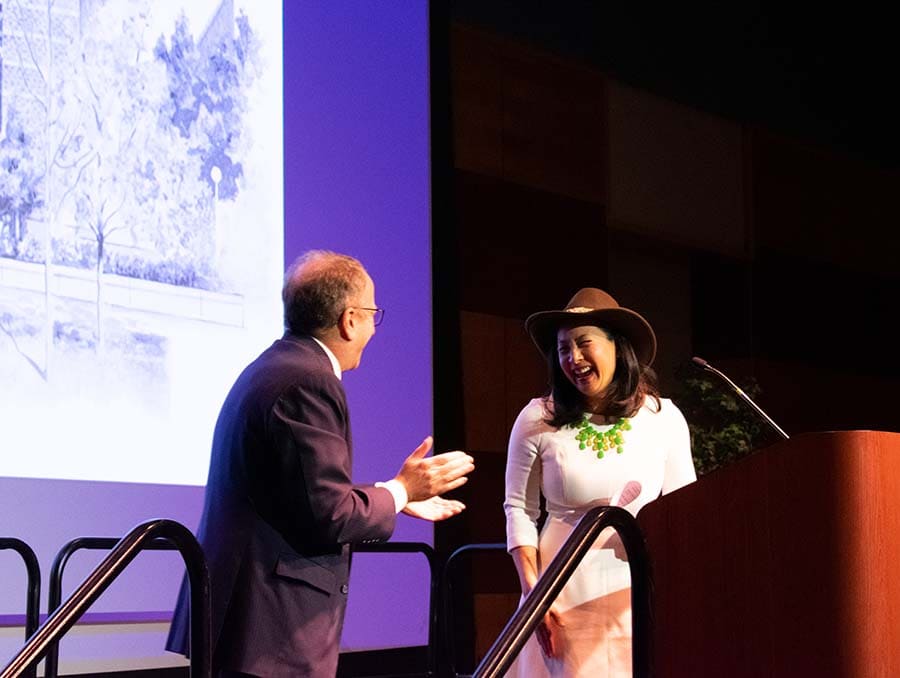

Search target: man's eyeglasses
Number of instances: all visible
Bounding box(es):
[350,307,385,327]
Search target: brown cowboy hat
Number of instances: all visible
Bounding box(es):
[525,288,657,366]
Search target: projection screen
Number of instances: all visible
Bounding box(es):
[0,0,432,668]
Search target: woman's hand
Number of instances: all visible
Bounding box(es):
[509,546,565,656]
[535,605,564,658]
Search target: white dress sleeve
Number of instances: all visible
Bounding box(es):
[661,400,697,494]
[504,399,546,552]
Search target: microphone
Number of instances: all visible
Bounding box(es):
[690,356,790,441]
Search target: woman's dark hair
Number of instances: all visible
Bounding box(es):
[544,328,660,428]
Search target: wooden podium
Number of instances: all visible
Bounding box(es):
[638,431,900,677]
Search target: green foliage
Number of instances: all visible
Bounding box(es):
[672,362,765,476]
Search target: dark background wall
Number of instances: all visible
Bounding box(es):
[431,2,900,669]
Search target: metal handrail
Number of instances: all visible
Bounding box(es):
[0,538,41,678]
[438,542,507,678]
[472,506,652,678]
[41,537,435,678]
[0,519,210,678]
[353,541,438,677]
[44,535,185,678]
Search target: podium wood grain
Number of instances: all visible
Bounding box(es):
[639,431,900,677]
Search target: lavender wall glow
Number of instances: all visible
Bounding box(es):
[283,0,433,650]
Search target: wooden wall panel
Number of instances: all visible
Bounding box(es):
[750,127,900,278]
[607,80,746,256]
[460,311,508,452]
[499,50,606,202]
[503,316,546,436]
[454,170,608,320]
[451,24,504,175]
[459,311,546,453]
[607,233,693,393]
[451,24,607,203]
[473,593,520,663]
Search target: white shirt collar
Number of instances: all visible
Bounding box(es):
[311,337,342,380]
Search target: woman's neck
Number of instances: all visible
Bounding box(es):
[583,395,613,421]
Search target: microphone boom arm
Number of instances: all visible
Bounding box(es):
[691,356,790,441]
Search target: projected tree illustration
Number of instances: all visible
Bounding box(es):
[0,0,280,485]
[0,0,260,374]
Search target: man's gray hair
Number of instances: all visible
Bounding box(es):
[282,250,368,335]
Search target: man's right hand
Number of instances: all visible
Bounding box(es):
[395,436,474,502]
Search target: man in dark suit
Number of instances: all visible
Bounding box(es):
[166,250,474,677]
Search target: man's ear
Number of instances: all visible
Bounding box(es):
[337,308,354,341]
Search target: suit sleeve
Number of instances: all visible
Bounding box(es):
[256,374,396,548]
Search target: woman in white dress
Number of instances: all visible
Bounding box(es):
[504,287,696,677]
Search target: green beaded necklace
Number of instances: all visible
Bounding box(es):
[569,416,632,459]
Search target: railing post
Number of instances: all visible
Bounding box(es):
[437,543,507,678]
[178,526,211,678]
[0,539,41,678]
[44,537,103,678]
[45,537,180,678]
[0,520,210,678]
[353,542,439,677]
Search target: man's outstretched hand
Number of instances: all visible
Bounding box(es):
[402,496,466,521]
[395,436,474,503]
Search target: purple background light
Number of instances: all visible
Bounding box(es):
[283,1,433,648]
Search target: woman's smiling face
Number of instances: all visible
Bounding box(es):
[556,324,617,406]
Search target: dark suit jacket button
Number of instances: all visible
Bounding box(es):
[340,584,349,594]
